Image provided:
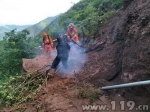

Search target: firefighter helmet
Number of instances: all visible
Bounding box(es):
[69,23,74,28]
[42,32,47,36]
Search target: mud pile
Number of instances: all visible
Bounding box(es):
[79,0,150,83]
[76,0,150,109]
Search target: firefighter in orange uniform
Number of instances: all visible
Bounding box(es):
[42,32,53,53]
[66,23,80,45]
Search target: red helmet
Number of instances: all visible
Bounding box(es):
[69,23,74,28]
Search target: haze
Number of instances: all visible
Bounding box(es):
[0,0,80,25]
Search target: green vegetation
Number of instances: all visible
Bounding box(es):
[0,29,37,75]
[26,15,60,37]
[0,25,31,39]
[39,0,123,40]
[0,29,41,108]
[78,83,100,103]
[0,72,45,108]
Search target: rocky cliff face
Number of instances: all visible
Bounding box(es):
[79,0,150,84]
[75,0,150,106]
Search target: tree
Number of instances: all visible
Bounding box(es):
[0,29,37,75]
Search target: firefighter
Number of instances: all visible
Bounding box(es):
[66,23,80,45]
[42,32,53,53]
[46,30,70,77]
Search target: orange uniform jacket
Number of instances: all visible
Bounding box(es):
[43,35,53,44]
[66,28,79,43]
[43,35,53,52]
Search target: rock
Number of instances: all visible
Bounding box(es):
[22,54,54,73]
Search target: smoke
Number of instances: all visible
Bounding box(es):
[55,42,88,77]
[50,49,57,58]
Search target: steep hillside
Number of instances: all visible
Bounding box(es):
[38,0,123,40]
[37,17,60,39]
[81,0,150,82]
[26,15,60,37]
[77,0,150,105]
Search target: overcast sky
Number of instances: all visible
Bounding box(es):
[0,0,80,25]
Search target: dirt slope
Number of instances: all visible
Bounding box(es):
[2,77,145,112]
[28,77,146,112]
[76,0,150,110]
[2,0,150,112]
[79,0,150,83]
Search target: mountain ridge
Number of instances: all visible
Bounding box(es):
[0,14,61,39]
[25,14,61,37]
[0,25,31,39]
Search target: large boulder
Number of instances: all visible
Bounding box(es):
[22,54,54,73]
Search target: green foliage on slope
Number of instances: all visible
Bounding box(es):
[0,29,40,108]
[0,29,37,76]
[39,0,123,40]
[26,15,60,37]
[0,72,45,108]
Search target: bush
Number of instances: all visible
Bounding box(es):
[0,72,45,108]
[0,29,37,75]
[78,82,100,103]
